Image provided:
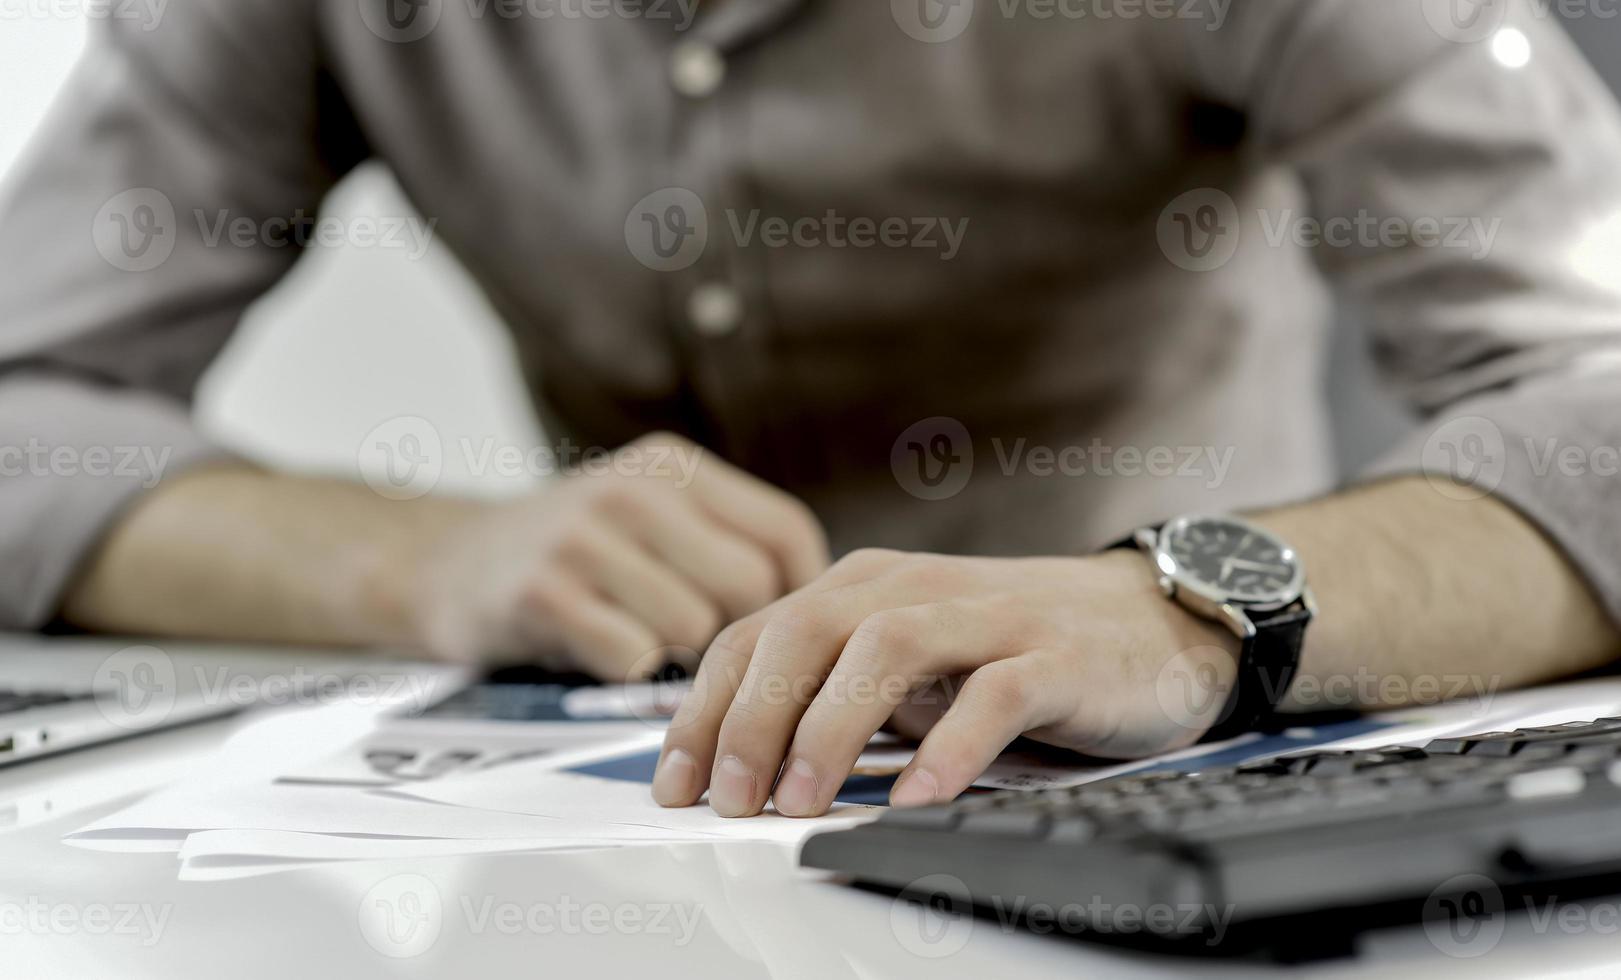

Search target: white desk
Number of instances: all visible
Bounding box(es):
[3,660,1621,979]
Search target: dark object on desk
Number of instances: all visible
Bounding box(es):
[802,718,1621,959]
[410,660,691,723]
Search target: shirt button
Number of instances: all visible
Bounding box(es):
[669,41,726,98]
[687,283,743,337]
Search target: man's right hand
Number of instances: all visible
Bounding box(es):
[63,433,827,680]
[381,433,829,678]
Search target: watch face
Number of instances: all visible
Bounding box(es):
[1157,516,1303,606]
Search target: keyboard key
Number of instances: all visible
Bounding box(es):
[959,808,1052,838]
[1506,767,1585,800]
[879,806,962,831]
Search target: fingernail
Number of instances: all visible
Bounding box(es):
[710,755,757,817]
[890,768,939,808]
[651,748,697,806]
[773,758,820,817]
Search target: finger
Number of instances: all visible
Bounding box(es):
[611,488,783,620]
[650,607,773,807]
[690,459,830,590]
[885,678,956,740]
[773,600,1031,817]
[710,584,916,817]
[890,652,1074,807]
[651,550,906,809]
[520,574,664,680]
[568,523,722,653]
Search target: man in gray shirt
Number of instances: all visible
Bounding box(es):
[1,0,1619,816]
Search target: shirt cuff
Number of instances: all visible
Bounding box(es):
[0,373,238,629]
[1356,368,1621,631]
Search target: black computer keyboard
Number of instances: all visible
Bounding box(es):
[801,717,1621,957]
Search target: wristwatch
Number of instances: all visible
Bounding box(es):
[1114,514,1315,742]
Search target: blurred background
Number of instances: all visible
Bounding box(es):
[5,9,1619,495]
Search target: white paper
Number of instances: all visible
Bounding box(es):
[394,769,881,844]
[277,724,645,787]
[66,777,694,847]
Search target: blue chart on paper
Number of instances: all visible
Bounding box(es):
[566,716,1401,807]
[567,751,901,806]
[1124,716,1402,776]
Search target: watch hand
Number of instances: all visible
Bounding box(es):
[1228,559,1291,575]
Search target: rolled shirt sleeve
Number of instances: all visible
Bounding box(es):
[1187,0,1621,626]
[0,0,342,628]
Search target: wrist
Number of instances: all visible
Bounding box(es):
[348,496,491,652]
[1091,549,1244,662]
[1090,547,1244,742]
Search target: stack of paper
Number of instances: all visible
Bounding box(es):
[65,674,1621,881]
[62,684,886,880]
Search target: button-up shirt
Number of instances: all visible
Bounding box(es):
[3,0,1621,630]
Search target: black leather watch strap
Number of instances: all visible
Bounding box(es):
[1108,526,1311,743]
[1201,602,1310,743]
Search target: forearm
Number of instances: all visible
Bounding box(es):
[60,464,473,648]
[1255,477,1621,713]
[58,436,825,675]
